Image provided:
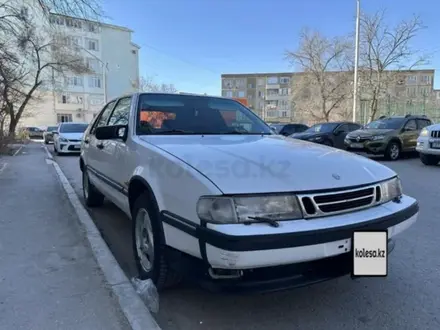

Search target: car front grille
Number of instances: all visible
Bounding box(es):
[431,130,440,138]
[298,185,381,218]
[348,136,371,142]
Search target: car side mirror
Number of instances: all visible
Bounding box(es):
[53,131,59,135]
[95,125,128,141]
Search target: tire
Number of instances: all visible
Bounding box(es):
[132,192,181,290]
[420,153,440,166]
[82,169,104,207]
[385,141,401,161]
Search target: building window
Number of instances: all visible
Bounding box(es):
[65,18,82,29]
[420,87,430,96]
[279,88,290,95]
[267,110,277,117]
[131,50,137,54]
[87,58,100,72]
[223,79,233,89]
[421,75,431,84]
[257,78,265,86]
[57,114,73,123]
[267,89,278,96]
[89,97,104,106]
[234,79,245,88]
[258,91,265,98]
[281,111,288,117]
[267,77,278,84]
[280,77,290,84]
[406,87,416,97]
[407,75,417,84]
[50,16,64,25]
[89,76,102,88]
[86,38,99,51]
[225,91,233,98]
[58,93,83,104]
[65,76,83,87]
[248,83,254,88]
[238,91,245,98]
[88,23,99,33]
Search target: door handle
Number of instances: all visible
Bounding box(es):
[97,143,104,150]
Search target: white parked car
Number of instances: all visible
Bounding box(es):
[53,122,89,155]
[416,123,440,166]
[79,93,419,292]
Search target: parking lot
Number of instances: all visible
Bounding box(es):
[49,144,440,330]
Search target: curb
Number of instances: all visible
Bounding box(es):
[42,144,161,330]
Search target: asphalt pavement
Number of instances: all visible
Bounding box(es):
[0,143,130,330]
[50,143,440,330]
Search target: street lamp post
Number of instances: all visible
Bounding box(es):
[352,0,361,122]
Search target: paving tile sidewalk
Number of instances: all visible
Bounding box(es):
[0,143,131,330]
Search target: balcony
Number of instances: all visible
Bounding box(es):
[266,84,280,89]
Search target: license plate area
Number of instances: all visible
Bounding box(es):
[350,143,364,149]
[431,142,440,149]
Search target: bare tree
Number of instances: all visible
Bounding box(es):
[285,29,353,123]
[0,7,89,136]
[359,10,427,121]
[138,75,178,93]
[36,0,103,20]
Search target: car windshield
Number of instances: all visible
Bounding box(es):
[365,118,405,129]
[59,123,88,133]
[47,126,58,132]
[136,94,273,135]
[305,123,339,133]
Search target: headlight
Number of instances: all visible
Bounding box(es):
[372,135,385,141]
[379,177,403,203]
[419,128,428,137]
[59,137,68,142]
[197,195,303,224]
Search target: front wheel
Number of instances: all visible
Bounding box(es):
[420,153,440,166]
[82,169,104,207]
[132,193,181,290]
[385,142,401,161]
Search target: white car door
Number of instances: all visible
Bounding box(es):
[99,96,133,215]
[84,100,117,196]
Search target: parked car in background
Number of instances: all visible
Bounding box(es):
[53,122,89,155]
[43,125,58,144]
[270,123,309,136]
[21,126,44,139]
[79,92,418,292]
[290,121,361,149]
[345,115,432,161]
[416,122,440,166]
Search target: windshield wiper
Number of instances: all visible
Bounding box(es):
[243,216,280,228]
[155,129,195,135]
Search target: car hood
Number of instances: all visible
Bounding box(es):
[290,132,324,139]
[141,135,396,194]
[347,129,395,138]
[59,132,84,140]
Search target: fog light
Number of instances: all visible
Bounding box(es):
[208,268,243,279]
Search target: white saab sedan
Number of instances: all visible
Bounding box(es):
[53,122,89,155]
[79,92,419,293]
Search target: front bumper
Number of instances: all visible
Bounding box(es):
[57,141,81,153]
[344,139,388,154]
[161,195,418,293]
[416,137,440,155]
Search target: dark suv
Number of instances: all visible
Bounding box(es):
[270,123,309,136]
[345,115,433,160]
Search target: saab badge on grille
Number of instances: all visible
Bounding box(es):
[356,136,361,142]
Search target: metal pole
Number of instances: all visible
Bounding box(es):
[352,0,361,123]
[103,62,108,103]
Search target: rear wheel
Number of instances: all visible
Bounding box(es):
[322,140,333,147]
[132,192,181,290]
[420,153,440,166]
[385,142,401,160]
[82,169,104,207]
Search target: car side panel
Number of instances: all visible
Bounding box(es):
[131,137,223,259]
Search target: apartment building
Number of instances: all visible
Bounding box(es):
[221,73,293,123]
[21,9,140,127]
[221,69,437,124]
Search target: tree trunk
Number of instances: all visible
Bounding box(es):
[8,117,17,138]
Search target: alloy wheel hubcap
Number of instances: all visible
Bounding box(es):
[135,208,155,272]
[390,145,399,159]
